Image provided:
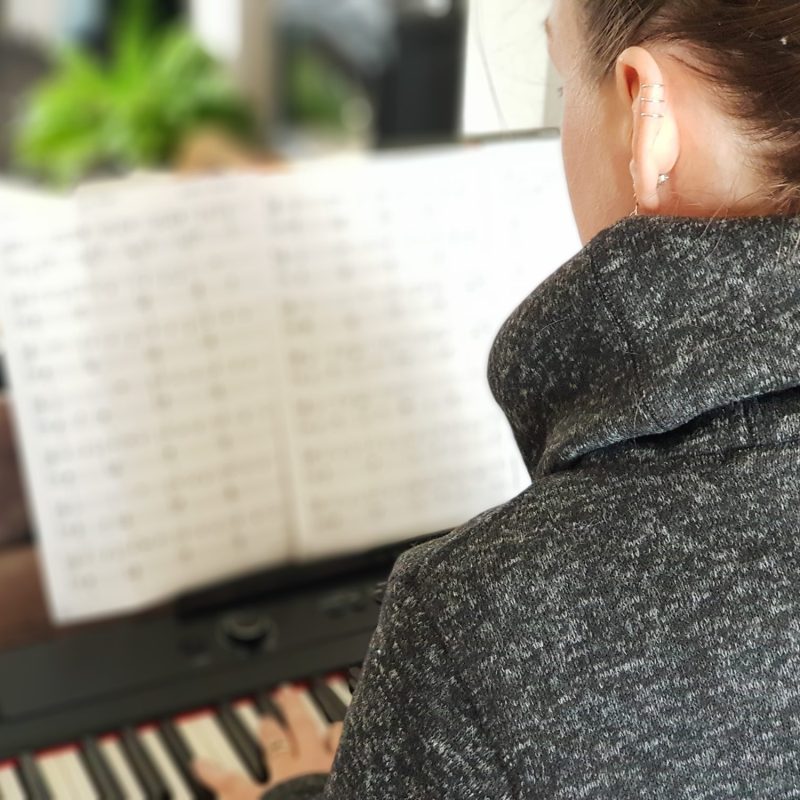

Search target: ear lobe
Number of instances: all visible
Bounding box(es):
[616,46,680,212]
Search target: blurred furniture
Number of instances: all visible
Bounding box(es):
[373,0,466,146]
[272,0,466,151]
[0,544,53,651]
[0,35,50,170]
[0,396,29,551]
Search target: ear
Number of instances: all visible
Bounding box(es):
[615,46,680,212]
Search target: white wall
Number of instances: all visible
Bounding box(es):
[189,0,274,131]
[3,0,64,43]
[462,0,561,136]
[189,0,243,63]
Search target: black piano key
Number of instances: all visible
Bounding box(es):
[310,679,348,723]
[216,705,267,784]
[347,666,362,693]
[120,728,168,800]
[254,692,286,726]
[159,721,214,800]
[80,737,125,800]
[17,753,52,800]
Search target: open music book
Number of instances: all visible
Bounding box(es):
[0,135,579,623]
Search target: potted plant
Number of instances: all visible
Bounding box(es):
[12,1,256,186]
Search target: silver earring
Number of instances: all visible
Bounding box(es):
[639,83,665,119]
[657,173,670,186]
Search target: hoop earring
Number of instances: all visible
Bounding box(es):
[630,174,670,217]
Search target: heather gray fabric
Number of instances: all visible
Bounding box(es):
[265,775,329,798]
[265,214,800,799]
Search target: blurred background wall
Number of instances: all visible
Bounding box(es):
[0,0,558,190]
[463,0,560,135]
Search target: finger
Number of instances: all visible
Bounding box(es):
[327,722,344,753]
[193,758,261,799]
[273,686,325,752]
[259,714,295,760]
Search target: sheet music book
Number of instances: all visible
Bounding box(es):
[0,136,579,622]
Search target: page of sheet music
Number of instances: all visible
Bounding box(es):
[0,179,295,621]
[0,136,579,621]
[265,137,578,559]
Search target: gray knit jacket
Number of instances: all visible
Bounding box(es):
[266,214,800,799]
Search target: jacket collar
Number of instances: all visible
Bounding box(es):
[488,214,800,478]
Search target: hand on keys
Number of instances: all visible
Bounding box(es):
[194,685,343,799]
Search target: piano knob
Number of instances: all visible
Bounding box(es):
[219,611,275,650]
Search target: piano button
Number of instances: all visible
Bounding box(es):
[99,737,146,800]
[219,611,273,650]
[120,728,168,800]
[371,580,388,605]
[326,676,353,707]
[139,727,192,800]
[0,763,27,800]
[310,679,348,723]
[217,705,266,783]
[17,753,51,800]
[232,699,262,740]
[158,721,213,800]
[81,737,124,800]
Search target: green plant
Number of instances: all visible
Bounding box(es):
[285,43,363,132]
[13,2,255,186]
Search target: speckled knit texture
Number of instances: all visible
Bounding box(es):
[265,214,800,799]
[264,775,328,798]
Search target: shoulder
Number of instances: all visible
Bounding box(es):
[390,460,707,632]
[391,470,607,612]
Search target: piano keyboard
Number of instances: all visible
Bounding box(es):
[0,536,433,800]
[0,669,362,799]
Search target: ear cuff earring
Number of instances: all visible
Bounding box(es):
[639,83,665,119]
[630,83,670,215]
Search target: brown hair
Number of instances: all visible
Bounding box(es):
[579,1,800,212]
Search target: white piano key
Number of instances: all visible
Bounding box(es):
[176,711,249,777]
[297,688,329,736]
[18,754,51,800]
[59,750,98,800]
[37,751,75,799]
[232,699,262,740]
[139,726,193,800]
[99,737,145,800]
[327,676,353,706]
[0,764,26,800]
